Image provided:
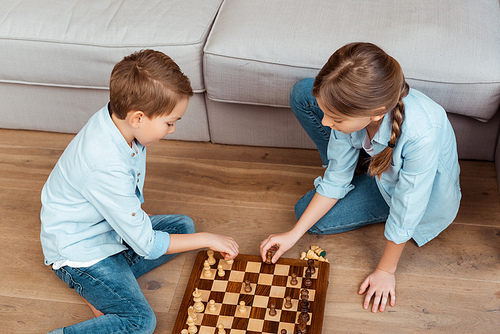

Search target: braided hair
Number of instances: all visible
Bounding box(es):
[312,42,409,178]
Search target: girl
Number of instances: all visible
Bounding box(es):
[260,42,461,313]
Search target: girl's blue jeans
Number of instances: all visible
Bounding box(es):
[290,78,390,233]
[48,214,195,334]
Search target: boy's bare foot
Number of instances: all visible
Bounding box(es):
[81,297,104,317]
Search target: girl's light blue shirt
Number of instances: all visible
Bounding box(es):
[314,89,461,246]
[40,105,170,266]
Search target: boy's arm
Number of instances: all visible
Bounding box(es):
[358,240,406,312]
[167,232,239,260]
[260,192,337,263]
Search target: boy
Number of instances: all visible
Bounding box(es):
[41,50,239,334]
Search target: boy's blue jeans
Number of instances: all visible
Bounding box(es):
[290,78,390,233]
[48,214,195,334]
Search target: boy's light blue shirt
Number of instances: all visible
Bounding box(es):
[314,89,461,246]
[40,104,170,266]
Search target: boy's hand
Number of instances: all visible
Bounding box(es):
[260,231,300,263]
[207,233,239,261]
[358,268,396,313]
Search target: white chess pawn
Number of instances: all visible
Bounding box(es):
[217,264,225,277]
[208,299,217,312]
[203,260,212,278]
[238,300,246,314]
[207,250,216,265]
[181,329,188,334]
[217,323,225,334]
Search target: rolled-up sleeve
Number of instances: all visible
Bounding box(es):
[315,130,358,199]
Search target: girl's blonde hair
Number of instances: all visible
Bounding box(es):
[312,42,409,177]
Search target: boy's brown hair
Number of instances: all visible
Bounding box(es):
[109,49,193,120]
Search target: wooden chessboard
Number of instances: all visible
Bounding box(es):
[172,251,330,334]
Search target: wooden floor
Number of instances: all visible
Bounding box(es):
[1,129,499,333]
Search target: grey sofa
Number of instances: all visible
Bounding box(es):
[1,0,500,189]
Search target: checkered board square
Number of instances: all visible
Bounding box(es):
[172,251,330,334]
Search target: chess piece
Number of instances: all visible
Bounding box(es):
[310,245,326,257]
[297,320,307,334]
[208,299,216,312]
[207,250,216,265]
[192,288,204,313]
[290,272,298,285]
[265,249,273,264]
[284,296,292,309]
[281,330,287,334]
[203,260,212,278]
[187,315,198,334]
[187,306,197,322]
[269,303,277,316]
[300,289,309,301]
[217,323,225,334]
[307,259,316,275]
[238,301,247,314]
[217,264,225,277]
[226,259,234,265]
[244,280,252,293]
[303,276,313,288]
[181,330,188,334]
[306,249,319,260]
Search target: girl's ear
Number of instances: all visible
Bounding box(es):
[370,107,388,122]
[128,111,145,128]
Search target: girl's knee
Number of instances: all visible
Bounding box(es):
[290,78,315,109]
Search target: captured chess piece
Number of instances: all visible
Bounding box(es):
[265,249,273,264]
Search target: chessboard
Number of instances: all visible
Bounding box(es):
[172,251,330,334]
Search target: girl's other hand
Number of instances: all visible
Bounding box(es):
[358,268,396,313]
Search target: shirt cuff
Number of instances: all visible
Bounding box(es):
[314,176,354,199]
[384,216,413,244]
[144,231,170,260]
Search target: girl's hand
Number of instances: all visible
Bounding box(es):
[207,233,240,261]
[260,231,301,263]
[358,268,396,313]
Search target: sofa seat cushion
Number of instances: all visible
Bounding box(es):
[204,0,500,122]
[0,0,223,92]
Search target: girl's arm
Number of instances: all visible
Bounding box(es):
[358,240,406,312]
[260,192,338,263]
[166,232,239,260]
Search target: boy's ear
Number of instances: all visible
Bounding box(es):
[128,111,145,128]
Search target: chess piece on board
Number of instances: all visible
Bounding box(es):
[217,323,225,334]
[203,260,212,278]
[290,272,298,285]
[284,296,292,309]
[187,315,197,334]
[187,306,197,322]
[269,303,277,316]
[281,330,287,334]
[217,264,225,277]
[244,279,252,293]
[181,330,188,334]
[208,299,216,312]
[238,301,247,314]
[193,288,204,313]
[207,250,216,265]
[307,259,316,275]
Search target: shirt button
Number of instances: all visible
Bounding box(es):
[132,212,136,216]
[131,153,135,157]
[137,173,141,176]
[137,179,139,183]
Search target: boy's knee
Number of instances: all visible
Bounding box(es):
[289,78,315,108]
[128,305,156,334]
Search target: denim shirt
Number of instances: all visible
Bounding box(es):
[314,89,461,246]
[40,104,170,266]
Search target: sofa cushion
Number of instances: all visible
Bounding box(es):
[204,0,500,122]
[0,0,223,92]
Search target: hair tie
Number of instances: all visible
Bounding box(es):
[387,141,395,149]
